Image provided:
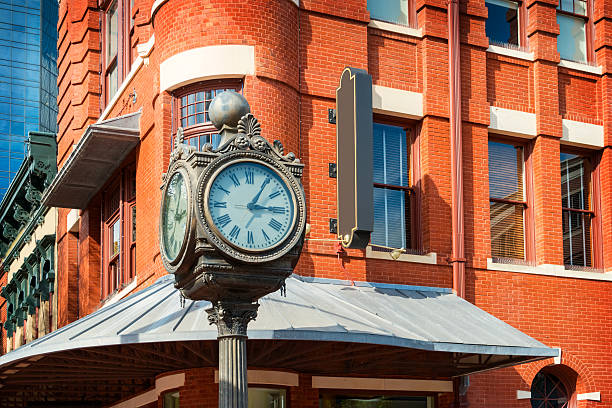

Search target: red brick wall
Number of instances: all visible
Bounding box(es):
[51,0,612,406]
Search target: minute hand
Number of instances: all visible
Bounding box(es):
[247,177,270,208]
[251,204,286,214]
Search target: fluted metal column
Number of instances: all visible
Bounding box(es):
[207,301,259,408]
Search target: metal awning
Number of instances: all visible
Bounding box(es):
[0,274,557,406]
[41,111,141,209]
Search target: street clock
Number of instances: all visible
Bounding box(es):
[159,91,306,302]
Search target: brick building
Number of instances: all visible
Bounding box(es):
[0,0,611,406]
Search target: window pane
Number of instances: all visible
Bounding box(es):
[373,123,408,186]
[320,395,428,408]
[372,187,407,249]
[108,64,118,100]
[367,0,409,26]
[560,153,588,210]
[574,0,587,15]
[248,387,286,408]
[110,219,120,258]
[557,14,586,62]
[485,0,519,46]
[490,201,525,259]
[559,0,573,12]
[106,1,118,61]
[488,142,523,201]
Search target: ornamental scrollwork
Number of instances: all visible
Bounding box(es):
[25,183,42,206]
[208,113,299,164]
[14,203,31,226]
[3,223,17,241]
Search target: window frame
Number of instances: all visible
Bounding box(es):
[100,0,133,106]
[559,147,602,269]
[484,0,528,47]
[488,136,535,264]
[370,115,421,253]
[101,165,136,300]
[367,0,417,29]
[556,0,595,63]
[171,79,244,151]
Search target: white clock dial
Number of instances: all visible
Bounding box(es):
[161,171,189,262]
[207,161,295,251]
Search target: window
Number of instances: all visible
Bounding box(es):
[248,387,286,408]
[556,0,593,63]
[371,121,416,251]
[320,394,431,408]
[485,0,524,46]
[173,80,243,151]
[560,152,595,268]
[101,166,136,299]
[162,391,179,408]
[367,0,415,28]
[531,372,571,408]
[489,140,530,261]
[102,0,132,104]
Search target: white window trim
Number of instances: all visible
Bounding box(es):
[561,119,604,148]
[489,106,536,138]
[368,19,422,38]
[100,276,138,309]
[366,246,437,264]
[487,45,534,61]
[487,258,612,282]
[558,59,602,75]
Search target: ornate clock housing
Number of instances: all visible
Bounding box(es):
[159,161,196,274]
[197,149,305,264]
[159,91,306,303]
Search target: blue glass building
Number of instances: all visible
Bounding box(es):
[0,0,58,199]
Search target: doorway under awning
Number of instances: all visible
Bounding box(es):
[0,274,557,406]
[41,111,141,209]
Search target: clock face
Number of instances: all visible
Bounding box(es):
[207,161,296,251]
[161,171,189,262]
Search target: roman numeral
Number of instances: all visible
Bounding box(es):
[229,225,240,239]
[268,190,281,199]
[229,173,240,187]
[245,169,254,184]
[217,185,230,195]
[268,218,282,232]
[261,229,270,242]
[217,214,231,228]
[247,230,254,244]
[269,206,285,214]
[213,201,227,208]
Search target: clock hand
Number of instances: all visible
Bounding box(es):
[250,204,286,214]
[247,177,270,210]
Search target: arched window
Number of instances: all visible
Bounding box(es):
[172,80,243,151]
[531,372,570,408]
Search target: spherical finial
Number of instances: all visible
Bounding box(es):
[208,91,251,130]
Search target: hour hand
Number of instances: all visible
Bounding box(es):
[251,204,286,214]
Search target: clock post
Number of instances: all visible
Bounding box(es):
[159,91,306,408]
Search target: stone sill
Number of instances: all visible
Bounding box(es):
[368,19,422,38]
[558,59,602,75]
[366,246,437,265]
[486,45,534,61]
[487,259,612,282]
[99,277,138,310]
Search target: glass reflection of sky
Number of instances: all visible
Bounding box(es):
[485,0,518,45]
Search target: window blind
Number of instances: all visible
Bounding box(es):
[489,141,525,260]
[371,123,411,250]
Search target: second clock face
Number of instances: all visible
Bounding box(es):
[161,170,189,262]
[207,161,296,251]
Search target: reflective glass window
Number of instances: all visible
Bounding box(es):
[485,0,519,46]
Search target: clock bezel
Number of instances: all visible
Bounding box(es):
[159,162,196,272]
[197,150,306,264]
